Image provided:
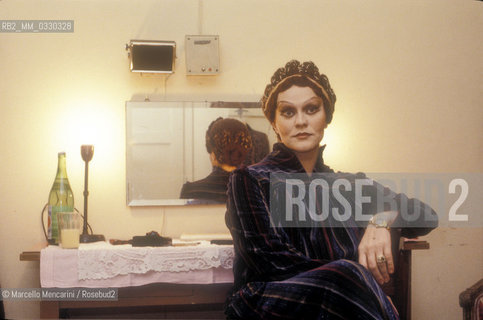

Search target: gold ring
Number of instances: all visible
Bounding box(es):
[376,255,387,264]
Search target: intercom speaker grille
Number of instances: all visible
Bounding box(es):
[185,35,220,75]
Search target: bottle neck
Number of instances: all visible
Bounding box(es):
[56,153,68,179]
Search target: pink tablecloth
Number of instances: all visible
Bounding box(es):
[40,242,234,288]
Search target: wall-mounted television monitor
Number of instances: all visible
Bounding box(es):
[128,40,176,74]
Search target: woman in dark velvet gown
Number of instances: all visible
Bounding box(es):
[224,60,438,319]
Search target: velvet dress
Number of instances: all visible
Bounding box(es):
[224,143,437,319]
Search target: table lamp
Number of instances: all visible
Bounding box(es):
[79,145,105,243]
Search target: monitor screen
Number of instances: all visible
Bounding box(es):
[130,41,175,73]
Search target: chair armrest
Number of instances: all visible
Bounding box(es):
[386,234,430,320]
[400,239,430,251]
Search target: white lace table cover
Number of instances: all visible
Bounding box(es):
[78,241,234,280]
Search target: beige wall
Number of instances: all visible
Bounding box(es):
[1,1,482,319]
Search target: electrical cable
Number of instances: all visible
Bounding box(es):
[41,204,92,243]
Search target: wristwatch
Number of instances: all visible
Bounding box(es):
[368,215,391,230]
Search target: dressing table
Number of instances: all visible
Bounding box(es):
[21,241,234,319]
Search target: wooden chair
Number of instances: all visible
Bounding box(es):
[459,278,483,320]
[381,228,430,320]
[0,284,5,320]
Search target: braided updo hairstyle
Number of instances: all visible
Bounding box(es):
[205,117,253,167]
[261,60,336,124]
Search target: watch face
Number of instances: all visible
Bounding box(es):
[370,216,387,227]
[375,217,385,224]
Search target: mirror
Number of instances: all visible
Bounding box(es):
[126,101,278,206]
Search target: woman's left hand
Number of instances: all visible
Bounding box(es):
[358,225,394,285]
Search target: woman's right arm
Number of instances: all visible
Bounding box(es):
[226,168,324,279]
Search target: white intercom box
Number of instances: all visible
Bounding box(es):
[185,35,220,75]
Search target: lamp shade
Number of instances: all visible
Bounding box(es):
[81,145,94,162]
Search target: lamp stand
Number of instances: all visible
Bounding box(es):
[79,145,105,243]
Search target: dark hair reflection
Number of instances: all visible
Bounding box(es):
[180,117,253,203]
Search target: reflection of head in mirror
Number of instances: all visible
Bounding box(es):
[180,117,253,203]
[206,117,253,171]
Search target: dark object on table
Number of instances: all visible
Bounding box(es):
[210,239,233,245]
[110,231,172,247]
[132,231,172,247]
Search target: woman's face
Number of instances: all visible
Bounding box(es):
[273,85,327,154]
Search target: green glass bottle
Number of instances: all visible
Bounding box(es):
[48,152,74,245]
